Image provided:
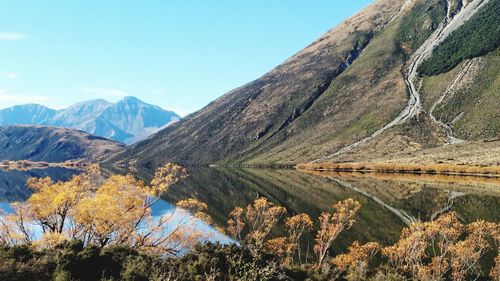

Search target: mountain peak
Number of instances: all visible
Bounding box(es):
[67,99,112,108]
[122,96,140,102]
[119,96,155,108]
[10,103,50,110]
[0,97,180,144]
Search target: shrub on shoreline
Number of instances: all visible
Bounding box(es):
[1,164,499,280]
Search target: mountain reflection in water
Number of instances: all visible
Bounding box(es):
[1,166,499,255]
[163,167,500,255]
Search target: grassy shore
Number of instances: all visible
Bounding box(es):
[0,160,88,171]
[297,162,500,177]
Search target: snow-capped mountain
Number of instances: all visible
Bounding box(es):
[0,97,180,144]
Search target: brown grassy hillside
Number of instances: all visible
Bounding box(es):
[0,126,124,162]
[105,0,498,169]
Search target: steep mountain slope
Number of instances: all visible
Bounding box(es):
[107,0,499,170]
[420,0,499,140]
[323,0,499,164]
[0,97,180,144]
[424,50,499,141]
[107,0,405,169]
[0,126,124,162]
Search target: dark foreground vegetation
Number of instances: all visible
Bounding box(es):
[0,242,286,281]
[1,164,499,280]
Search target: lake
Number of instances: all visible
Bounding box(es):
[0,167,80,213]
[1,166,499,255]
[163,167,500,255]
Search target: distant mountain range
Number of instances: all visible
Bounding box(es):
[0,97,180,144]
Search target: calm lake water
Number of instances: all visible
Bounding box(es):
[1,166,499,254]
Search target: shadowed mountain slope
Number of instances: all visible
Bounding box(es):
[0,126,124,162]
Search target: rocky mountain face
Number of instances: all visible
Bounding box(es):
[0,126,124,162]
[0,97,180,144]
[0,104,56,125]
[107,0,499,170]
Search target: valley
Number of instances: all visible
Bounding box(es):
[3,0,496,170]
[98,0,499,171]
[0,0,499,279]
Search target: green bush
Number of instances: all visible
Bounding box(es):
[0,242,294,281]
[418,0,500,76]
[0,241,147,281]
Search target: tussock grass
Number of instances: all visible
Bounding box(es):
[298,170,500,189]
[297,162,500,177]
[0,160,88,171]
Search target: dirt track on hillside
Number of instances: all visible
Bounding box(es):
[312,0,491,163]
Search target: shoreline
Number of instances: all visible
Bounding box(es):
[0,160,89,171]
[296,162,500,178]
[299,169,500,188]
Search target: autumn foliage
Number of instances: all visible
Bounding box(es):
[223,196,500,280]
[0,163,215,255]
[1,165,499,280]
[314,198,361,268]
[297,162,500,176]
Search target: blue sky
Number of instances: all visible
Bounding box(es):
[0,0,372,116]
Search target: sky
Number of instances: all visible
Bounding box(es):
[0,0,373,116]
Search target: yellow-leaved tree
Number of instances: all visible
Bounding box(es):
[0,163,213,255]
[226,197,286,248]
[314,198,361,269]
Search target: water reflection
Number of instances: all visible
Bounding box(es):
[1,166,499,255]
[0,167,228,245]
[0,167,80,203]
[164,167,500,255]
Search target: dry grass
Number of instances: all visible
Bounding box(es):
[0,160,88,171]
[297,162,500,177]
[298,169,500,190]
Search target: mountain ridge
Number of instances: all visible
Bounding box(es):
[0,125,124,162]
[105,0,406,169]
[102,0,498,170]
[0,97,180,144]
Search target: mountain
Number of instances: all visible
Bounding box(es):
[0,104,56,125]
[51,99,112,129]
[107,0,499,170]
[0,97,180,144]
[97,97,180,143]
[0,126,124,162]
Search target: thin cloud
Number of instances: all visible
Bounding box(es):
[0,89,48,108]
[0,32,27,41]
[82,87,127,97]
[3,72,19,79]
